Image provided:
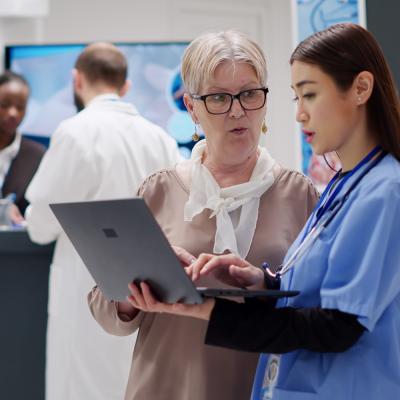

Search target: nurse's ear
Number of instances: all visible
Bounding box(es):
[353,71,374,106]
[183,93,199,124]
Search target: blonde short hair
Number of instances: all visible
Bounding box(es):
[181,30,267,94]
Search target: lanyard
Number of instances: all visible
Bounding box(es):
[269,146,386,278]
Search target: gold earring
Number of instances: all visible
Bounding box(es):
[192,124,200,142]
[262,121,268,134]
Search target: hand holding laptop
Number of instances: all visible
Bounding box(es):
[126,280,216,321]
[119,247,265,319]
[123,250,266,321]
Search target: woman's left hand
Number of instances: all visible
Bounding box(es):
[126,281,215,321]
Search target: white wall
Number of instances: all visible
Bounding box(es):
[0,0,300,170]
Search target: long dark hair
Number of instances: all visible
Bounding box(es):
[290,23,400,161]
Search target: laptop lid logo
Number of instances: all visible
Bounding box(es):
[102,228,118,238]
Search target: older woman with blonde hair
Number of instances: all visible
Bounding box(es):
[89,30,317,400]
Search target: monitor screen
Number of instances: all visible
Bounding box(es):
[5,42,195,157]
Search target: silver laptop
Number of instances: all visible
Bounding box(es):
[50,198,299,304]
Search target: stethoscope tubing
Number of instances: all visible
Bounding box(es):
[271,150,388,278]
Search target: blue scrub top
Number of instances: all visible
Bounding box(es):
[252,154,400,400]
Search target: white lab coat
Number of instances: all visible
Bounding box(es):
[25,94,182,400]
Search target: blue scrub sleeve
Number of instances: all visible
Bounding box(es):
[320,181,400,331]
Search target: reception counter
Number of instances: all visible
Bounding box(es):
[0,229,54,400]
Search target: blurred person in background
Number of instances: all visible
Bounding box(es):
[25,42,181,400]
[0,71,45,220]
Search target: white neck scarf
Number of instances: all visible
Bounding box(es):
[184,139,276,258]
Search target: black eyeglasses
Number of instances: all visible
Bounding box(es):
[191,87,269,115]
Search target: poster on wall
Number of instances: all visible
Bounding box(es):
[293,0,366,189]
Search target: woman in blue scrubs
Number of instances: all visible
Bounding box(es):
[126,23,400,399]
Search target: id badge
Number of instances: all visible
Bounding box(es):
[260,354,281,400]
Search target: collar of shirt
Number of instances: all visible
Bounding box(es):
[87,93,121,106]
[86,93,140,116]
[184,139,276,258]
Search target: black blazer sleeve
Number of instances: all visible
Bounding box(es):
[2,137,46,213]
[205,298,365,354]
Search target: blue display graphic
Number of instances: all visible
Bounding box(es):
[298,0,359,38]
[296,0,363,187]
[6,42,196,156]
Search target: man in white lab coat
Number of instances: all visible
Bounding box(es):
[25,42,182,400]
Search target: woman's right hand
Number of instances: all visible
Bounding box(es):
[190,253,265,290]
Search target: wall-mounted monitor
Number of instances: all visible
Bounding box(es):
[5,42,195,157]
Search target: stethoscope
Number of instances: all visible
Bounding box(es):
[266,146,387,279]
